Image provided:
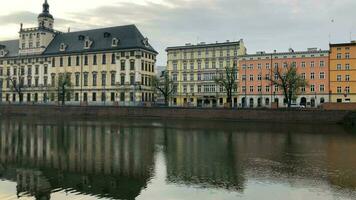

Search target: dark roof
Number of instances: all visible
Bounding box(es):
[44,25,157,55]
[0,40,19,58]
[330,42,356,47]
[166,41,242,51]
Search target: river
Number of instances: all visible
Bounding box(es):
[0,118,355,200]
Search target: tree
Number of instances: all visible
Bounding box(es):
[7,76,25,103]
[152,72,175,106]
[214,65,238,108]
[55,73,72,106]
[270,63,308,108]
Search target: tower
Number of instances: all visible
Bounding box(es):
[18,0,58,55]
[38,0,54,29]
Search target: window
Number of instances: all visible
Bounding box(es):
[337,64,342,70]
[35,66,39,75]
[121,60,125,70]
[345,53,350,59]
[190,73,194,81]
[345,86,350,93]
[337,53,342,59]
[319,72,325,79]
[52,57,56,67]
[258,86,262,92]
[249,74,254,81]
[241,86,246,93]
[130,61,135,70]
[258,74,262,81]
[310,85,315,92]
[310,72,315,80]
[60,57,63,67]
[301,86,305,92]
[102,73,106,86]
[337,86,342,93]
[320,84,325,92]
[320,61,325,67]
[337,75,342,82]
[242,75,246,81]
[111,53,116,64]
[249,86,254,92]
[345,75,350,81]
[266,63,270,69]
[92,93,96,101]
[111,73,116,86]
[265,86,270,92]
[345,64,350,70]
[76,56,80,66]
[75,74,80,86]
[310,61,315,68]
[120,75,125,85]
[84,73,88,86]
[92,73,97,86]
[68,56,72,66]
[84,55,88,65]
[93,55,97,65]
[102,54,106,65]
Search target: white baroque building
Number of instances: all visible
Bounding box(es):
[0,0,158,105]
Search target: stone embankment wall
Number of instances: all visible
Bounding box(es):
[0,105,354,124]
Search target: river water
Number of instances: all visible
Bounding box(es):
[0,118,355,200]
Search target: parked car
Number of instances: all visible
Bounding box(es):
[290,104,305,108]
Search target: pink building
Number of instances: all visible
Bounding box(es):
[238,48,329,108]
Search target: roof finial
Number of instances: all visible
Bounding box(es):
[43,0,49,13]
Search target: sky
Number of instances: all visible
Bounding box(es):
[1,0,356,66]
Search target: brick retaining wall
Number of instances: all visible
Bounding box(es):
[0,105,353,124]
[321,103,356,111]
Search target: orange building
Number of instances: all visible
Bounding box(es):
[238,48,329,108]
[329,42,356,103]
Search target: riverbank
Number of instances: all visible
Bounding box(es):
[0,104,355,125]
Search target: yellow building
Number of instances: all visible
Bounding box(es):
[166,40,246,107]
[0,1,157,106]
[329,42,356,103]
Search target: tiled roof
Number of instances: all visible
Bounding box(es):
[44,25,157,55]
[0,40,19,58]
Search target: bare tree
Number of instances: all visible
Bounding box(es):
[7,76,25,103]
[270,63,308,108]
[152,72,175,106]
[214,65,238,108]
[54,73,72,106]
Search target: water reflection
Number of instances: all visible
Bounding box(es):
[0,120,155,200]
[0,118,355,200]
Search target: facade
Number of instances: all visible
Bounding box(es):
[238,48,330,108]
[166,40,246,107]
[329,42,356,103]
[0,0,157,105]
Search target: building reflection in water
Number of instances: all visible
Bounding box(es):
[0,119,155,200]
[0,119,356,200]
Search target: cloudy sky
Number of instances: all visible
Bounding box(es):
[0,0,356,65]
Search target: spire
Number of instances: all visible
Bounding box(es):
[43,0,49,13]
[38,0,53,19]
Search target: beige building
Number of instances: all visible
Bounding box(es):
[166,40,246,107]
[0,0,157,106]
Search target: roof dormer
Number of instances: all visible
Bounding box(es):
[142,38,149,47]
[112,38,119,47]
[84,36,93,49]
[0,49,8,57]
[59,43,67,52]
[104,32,111,38]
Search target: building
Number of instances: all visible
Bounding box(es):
[238,48,330,108]
[166,40,246,107]
[329,42,356,103]
[0,0,157,105]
